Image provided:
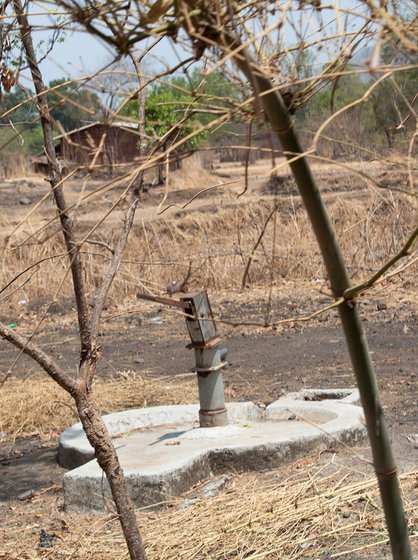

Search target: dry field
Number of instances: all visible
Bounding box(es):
[0,154,417,559]
[1,454,417,560]
[1,154,416,307]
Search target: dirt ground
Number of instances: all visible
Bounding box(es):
[0,303,417,559]
[0,158,417,558]
[1,285,416,511]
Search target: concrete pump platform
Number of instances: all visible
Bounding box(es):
[60,388,366,512]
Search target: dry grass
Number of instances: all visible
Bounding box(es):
[0,151,34,179]
[142,466,418,560]
[0,373,197,442]
[114,184,417,296]
[168,152,216,190]
[0,158,416,312]
[0,458,417,559]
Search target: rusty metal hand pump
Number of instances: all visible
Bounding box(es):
[138,291,228,427]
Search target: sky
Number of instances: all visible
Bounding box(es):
[31,24,119,84]
[25,2,185,85]
[24,1,372,86]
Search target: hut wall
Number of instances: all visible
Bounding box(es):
[60,125,141,171]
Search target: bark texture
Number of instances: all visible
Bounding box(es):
[75,393,147,559]
[10,2,148,558]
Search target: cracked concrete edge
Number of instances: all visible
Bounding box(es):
[59,401,262,469]
[278,388,360,404]
[63,424,367,512]
[64,451,213,513]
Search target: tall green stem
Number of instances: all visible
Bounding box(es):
[229,45,412,560]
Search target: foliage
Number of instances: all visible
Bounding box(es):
[0,77,105,155]
[370,40,418,149]
[122,68,240,150]
[46,78,102,132]
[0,88,43,155]
[0,87,37,125]
[298,70,381,157]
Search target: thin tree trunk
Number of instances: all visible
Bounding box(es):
[12,2,148,558]
[130,55,147,157]
[13,0,91,367]
[75,394,147,559]
[223,36,412,560]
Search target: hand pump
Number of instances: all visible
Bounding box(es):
[138,291,228,427]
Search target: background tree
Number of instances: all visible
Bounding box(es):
[47,77,102,131]
[299,70,379,157]
[122,67,241,151]
[371,41,418,150]
[0,86,37,125]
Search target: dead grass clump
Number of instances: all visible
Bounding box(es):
[119,198,322,292]
[1,460,417,559]
[94,185,415,296]
[0,151,32,179]
[1,161,416,308]
[141,467,418,560]
[330,193,417,282]
[169,152,216,191]
[0,232,71,308]
[0,373,197,442]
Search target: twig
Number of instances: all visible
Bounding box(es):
[217,297,344,329]
[0,321,76,393]
[0,252,68,296]
[344,225,418,300]
[242,203,278,289]
[84,239,115,254]
[0,269,37,303]
[90,193,140,343]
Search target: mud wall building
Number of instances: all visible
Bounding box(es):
[56,121,140,173]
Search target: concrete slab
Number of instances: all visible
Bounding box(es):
[278,388,361,404]
[59,402,262,469]
[60,390,366,512]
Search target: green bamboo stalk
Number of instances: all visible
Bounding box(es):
[228,44,412,560]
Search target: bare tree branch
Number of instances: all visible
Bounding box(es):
[13,0,92,367]
[344,224,418,300]
[0,321,76,393]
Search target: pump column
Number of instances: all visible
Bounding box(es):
[181,292,228,427]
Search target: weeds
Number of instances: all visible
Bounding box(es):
[0,158,416,310]
[0,373,197,442]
